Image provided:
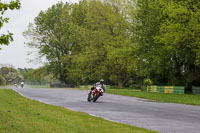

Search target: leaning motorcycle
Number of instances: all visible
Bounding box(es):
[87,85,104,102]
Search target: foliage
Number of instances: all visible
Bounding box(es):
[0,66,52,85]
[0,0,20,47]
[65,0,136,87]
[18,67,53,85]
[153,0,200,86]
[24,0,137,88]
[23,2,71,83]
[0,66,20,84]
[23,0,200,89]
[0,74,5,85]
[135,0,200,89]
[143,78,152,86]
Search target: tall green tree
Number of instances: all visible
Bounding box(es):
[135,0,166,85]
[24,0,138,88]
[23,2,72,83]
[136,0,200,88]
[154,0,200,86]
[64,0,136,88]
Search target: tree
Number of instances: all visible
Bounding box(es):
[0,66,20,84]
[24,0,137,88]
[154,0,200,86]
[0,74,6,85]
[23,67,50,85]
[134,0,165,85]
[135,0,200,88]
[65,0,136,88]
[0,0,20,47]
[23,2,72,83]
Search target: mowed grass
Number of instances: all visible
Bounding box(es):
[0,89,156,133]
[106,89,200,105]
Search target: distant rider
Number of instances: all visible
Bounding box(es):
[21,81,24,88]
[91,79,106,92]
[14,82,17,88]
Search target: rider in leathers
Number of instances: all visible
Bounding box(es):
[91,79,105,92]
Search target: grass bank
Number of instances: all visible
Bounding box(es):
[0,89,156,133]
[106,88,200,106]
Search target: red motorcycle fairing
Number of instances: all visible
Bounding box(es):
[92,88,98,97]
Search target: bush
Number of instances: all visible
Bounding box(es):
[141,78,153,91]
[0,75,6,85]
[144,78,153,86]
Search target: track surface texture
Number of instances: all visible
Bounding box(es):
[9,88,200,133]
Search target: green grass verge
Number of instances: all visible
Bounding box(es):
[106,89,200,105]
[0,89,156,133]
[0,85,13,87]
[0,84,50,88]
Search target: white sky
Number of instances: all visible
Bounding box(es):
[0,0,78,69]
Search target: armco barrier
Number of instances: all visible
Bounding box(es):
[192,86,200,95]
[147,86,184,94]
[79,85,111,89]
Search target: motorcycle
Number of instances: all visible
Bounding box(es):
[21,81,24,88]
[87,85,104,102]
[21,83,24,88]
[14,83,17,88]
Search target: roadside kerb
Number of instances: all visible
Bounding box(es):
[147,86,184,94]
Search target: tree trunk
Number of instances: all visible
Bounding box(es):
[117,72,129,88]
[118,78,123,88]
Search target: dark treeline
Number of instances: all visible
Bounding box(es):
[23,0,200,91]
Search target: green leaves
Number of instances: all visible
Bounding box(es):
[23,0,200,88]
[23,0,137,87]
[24,2,72,83]
[135,0,200,87]
[0,66,20,84]
[0,32,13,45]
[0,0,20,46]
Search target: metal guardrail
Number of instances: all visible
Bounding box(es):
[147,86,184,94]
[192,86,200,95]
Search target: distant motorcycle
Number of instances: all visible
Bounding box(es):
[14,83,17,88]
[20,81,24,88]
[87,85,104,102]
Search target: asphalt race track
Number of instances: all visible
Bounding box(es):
[10,88,200,133]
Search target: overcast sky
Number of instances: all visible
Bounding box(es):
[0,0,78,69]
